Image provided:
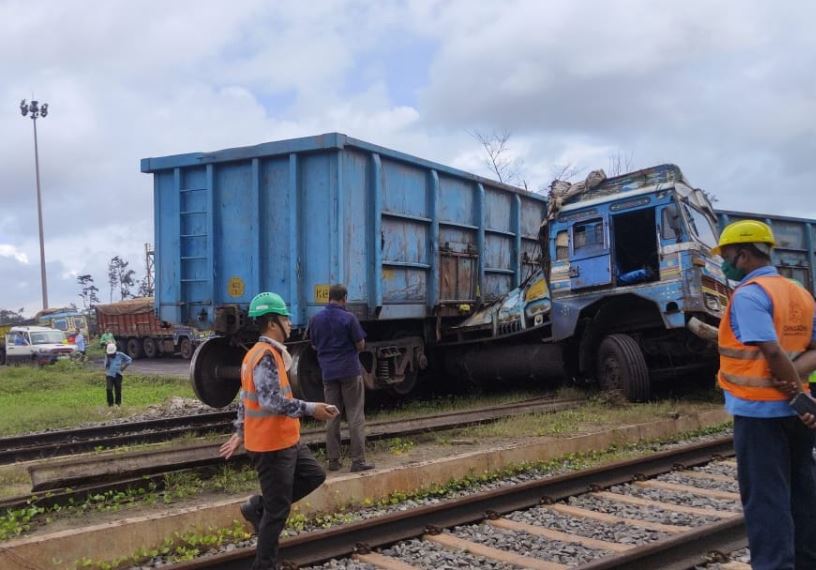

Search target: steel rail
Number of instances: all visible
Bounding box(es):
[1,397,581,511]
[0,395,566,464]
[164,436,738,570]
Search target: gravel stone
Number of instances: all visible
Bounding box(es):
[380,538,519,569]
[694,546,751,568]
[694,461,738,478]
[303,559,377,570]
[657,471,739,493]
[609,483,741,513]
[506,505,668,544]
[451,523,604,565]
[568,494,721,527]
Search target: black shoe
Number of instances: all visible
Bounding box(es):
[350,461,375,473]
[240,495,263,534]
[328,459,342,472]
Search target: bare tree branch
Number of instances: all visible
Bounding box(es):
[469,128,525,185]
[607,150,634,176]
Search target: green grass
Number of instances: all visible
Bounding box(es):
[0,360,194,435]
[435,395,723,442]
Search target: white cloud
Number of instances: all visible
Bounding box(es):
[0,0,814,315]
[0,245,29,264]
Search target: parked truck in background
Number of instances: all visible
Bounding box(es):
[142,133,816,407]
[35,308,90,341]
[95,298,202,360]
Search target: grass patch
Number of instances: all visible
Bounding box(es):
[438,395,722,441]
[0,360,194,435]
[362,386,586,425]
[0,462,260,541]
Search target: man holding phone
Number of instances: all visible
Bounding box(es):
[714,221,816,570]
[220,291,338,570]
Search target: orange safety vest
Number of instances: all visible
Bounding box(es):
[718,275,815,401]
[240,341,300,452]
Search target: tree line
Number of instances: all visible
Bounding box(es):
[78,255,154,311]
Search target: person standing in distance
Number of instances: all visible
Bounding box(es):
[309,284,374,472]
[220,292,338,570]
[104,342,131,406]
[714,220,816,569]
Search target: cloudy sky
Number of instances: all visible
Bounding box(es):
[2,0,814,316]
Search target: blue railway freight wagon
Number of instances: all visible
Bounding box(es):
[716,210,816,295]
[141,133,553,406]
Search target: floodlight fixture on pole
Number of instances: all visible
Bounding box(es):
[20,99,49,310]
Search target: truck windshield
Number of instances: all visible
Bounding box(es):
[30,331,66,345]
[684,206,718,249]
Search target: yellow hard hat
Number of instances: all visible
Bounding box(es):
[712,219,775,255]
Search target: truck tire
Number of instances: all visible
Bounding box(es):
[180,338,194,360]
[126,337,143,359]
[143,337,158,359]
[597,334,650,402]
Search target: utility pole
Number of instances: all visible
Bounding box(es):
[145,243,155,295]
[20,99,50,310]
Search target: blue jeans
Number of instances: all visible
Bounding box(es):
[734,415,816,569]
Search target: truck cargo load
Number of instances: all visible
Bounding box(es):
[95,298,201,360]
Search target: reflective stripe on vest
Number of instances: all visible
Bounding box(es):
[718,275,815,401]
[718,346,804,360]
[240,342,300,452]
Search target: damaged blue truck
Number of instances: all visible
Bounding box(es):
[142,133,812,406]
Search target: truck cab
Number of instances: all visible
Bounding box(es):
[547,164,727,400]
[3,326,77,365]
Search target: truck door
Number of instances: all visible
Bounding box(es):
[570,217,612,289]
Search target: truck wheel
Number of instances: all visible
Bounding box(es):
[126,337,143,359]
[180,338,194,360]
[597,334,650,402]
[143,338,158,359]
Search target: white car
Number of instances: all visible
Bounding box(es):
[4,326,77,364]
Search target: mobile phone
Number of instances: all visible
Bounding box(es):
[789,393,816,416]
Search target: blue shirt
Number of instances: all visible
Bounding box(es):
[308,304,366,381]
[105,352,132,377]
[724,266,816,418]
[75,333,86,352]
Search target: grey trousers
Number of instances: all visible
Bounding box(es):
[324,375,367,463]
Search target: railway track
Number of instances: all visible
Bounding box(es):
[163,436,747,570]
[0,411,235,464]
[1,396,581,512]
[0,395,568,465]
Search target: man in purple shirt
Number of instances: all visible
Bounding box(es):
[309,284,374,472]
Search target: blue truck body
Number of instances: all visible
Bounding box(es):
[446,164,729,401]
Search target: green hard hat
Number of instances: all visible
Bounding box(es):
[248,292,290,318]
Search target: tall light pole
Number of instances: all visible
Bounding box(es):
[20,99,49,310]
